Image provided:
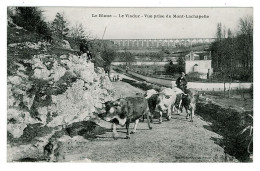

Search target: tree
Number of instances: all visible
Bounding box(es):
[165,62,177,75]
[11,7,51,36]
[12,7,41,32]
[122,48,135,65]
[212,23,233,96]
[216,23,222,40]
[238,16,253,80]
[101,41,117,65]
[227,28,232,38]
[36,20,52,36]
[70,23,87,40]
[51,12,70,40]
[211,15,253,97]
[101,44,117,75]
[238,16,253,36]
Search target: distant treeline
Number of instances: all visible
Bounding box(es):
[211,16,253,82]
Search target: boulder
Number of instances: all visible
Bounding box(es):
[7,123,27,138]
[7,108,39,138]
[8,76,22,85]
[62,40,71,50]
[50,66,66,81]
[33,68,51,80]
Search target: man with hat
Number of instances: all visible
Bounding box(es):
[175,72,188,113]
[176,72,187,92]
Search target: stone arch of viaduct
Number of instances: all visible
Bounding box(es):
[104,38,216,48]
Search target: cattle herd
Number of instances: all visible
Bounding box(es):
[109,73,121,82]
[43,86,199,161]
[101,87,199,139]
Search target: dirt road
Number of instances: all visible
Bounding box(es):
[56,80,237,162]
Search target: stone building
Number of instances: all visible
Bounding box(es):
[185,51,213,79]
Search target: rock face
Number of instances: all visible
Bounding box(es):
[8,52,113,138]
[7,50,114,161]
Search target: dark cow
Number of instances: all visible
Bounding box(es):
[145,94,159,123]
[102,97,152,139]
[174,93,184,114]
[181,89,199,122]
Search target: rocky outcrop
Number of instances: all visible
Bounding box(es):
[7,49,114,161]
[8,52,113,137]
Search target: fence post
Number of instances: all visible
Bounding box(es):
[171,81,175,89]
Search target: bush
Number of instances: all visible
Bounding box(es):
[165,63,185,75]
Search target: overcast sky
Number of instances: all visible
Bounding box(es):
[41,7,252,39]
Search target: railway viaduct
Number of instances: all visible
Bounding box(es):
[104,38,216,49]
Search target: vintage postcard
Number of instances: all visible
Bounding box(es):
[6,5,254,164]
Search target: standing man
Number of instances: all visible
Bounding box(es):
[176,72,187,92]
[86,50,93,61]
[175,72,188,113]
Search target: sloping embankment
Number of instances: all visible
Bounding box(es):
[196,98,253,162]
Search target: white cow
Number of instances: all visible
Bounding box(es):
[155,88,184,123]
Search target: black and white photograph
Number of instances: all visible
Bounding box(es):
[3,1,257,165]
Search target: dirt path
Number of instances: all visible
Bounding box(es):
[56,80,237,162]
[111,77,143,99]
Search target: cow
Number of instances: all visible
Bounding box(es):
[155,87,184,123]
[102,97,152,139]
[181,89,199,122]
[172,86,186,114]
[143,89,159,123]
[109,73,115,81]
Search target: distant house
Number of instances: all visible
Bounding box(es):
[185,51,200,60]
[185,51,213,78]
[162,57,179,62]
[185,51,211,60]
